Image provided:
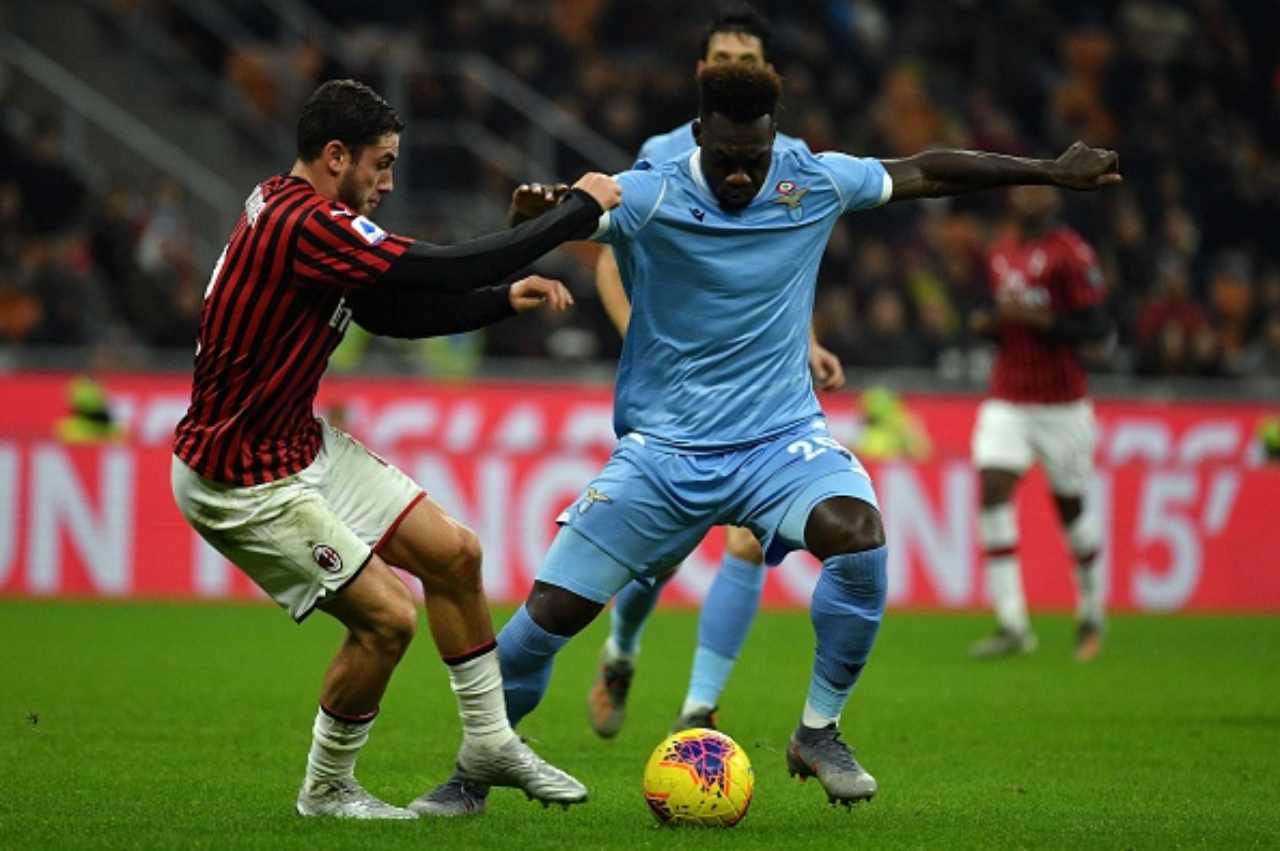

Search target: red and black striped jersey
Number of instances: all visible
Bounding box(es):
[174,175,411,485]
[987,227,1105,404]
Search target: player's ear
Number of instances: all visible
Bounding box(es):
[323,140,348,176]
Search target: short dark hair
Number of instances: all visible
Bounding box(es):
[698,63,782,123]
[296,79,405,162]
[699,3,773,63]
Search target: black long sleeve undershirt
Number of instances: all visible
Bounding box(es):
[379,188,601,293]
[350,284,515,339]
[1048,304,1111,344]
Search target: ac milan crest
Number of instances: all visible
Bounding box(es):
[312,544,343,573]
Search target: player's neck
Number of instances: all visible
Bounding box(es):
[289,160,337,202]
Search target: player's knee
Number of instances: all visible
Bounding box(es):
[980,470,1018,507]
[421,525,483,596]
[367,594,418,660]
[526,580,603,638]
[806,497,885,560]
[1054,494,1084,527]
[725,526,764,564]
[452,526,484,587]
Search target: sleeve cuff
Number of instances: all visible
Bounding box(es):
[877,170,894,206]
[590,210,612,241]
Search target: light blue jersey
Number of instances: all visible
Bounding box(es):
[635,119,807,168]
[593,145,892,451]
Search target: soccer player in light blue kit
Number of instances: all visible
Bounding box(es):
[418,62,1120,814]
[587,4,847,741]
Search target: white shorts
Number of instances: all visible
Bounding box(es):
[171,420,424,622]
[971,398,1097,496]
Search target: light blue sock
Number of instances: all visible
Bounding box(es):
[806,546,889,724]
[609,571,676,656]
[497,604,569,727]
[685,554,766,709]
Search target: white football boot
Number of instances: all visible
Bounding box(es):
[295,775,417,819]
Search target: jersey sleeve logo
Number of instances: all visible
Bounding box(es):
[244,185,265,227]
[351,216,387,246]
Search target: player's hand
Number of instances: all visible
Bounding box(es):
[808,342,846,391]
[1049,141,1122,191]
[509,182,571,224]
[995,297,1053,329]
[572,172,622,211]
[509,275,574,313]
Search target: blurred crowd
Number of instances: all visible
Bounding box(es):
[5,0,1279,382]
[0,114,204,353]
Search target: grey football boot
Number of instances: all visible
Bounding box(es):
[412,735,587,816]
[786,723,878,806]
[296,776,417,819]
[969,626,1038,659]
[408,771,489,817]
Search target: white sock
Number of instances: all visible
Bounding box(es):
[603,636,634,664]
[680,697,714,717]
[306,707,374,784]
[980,503,1028,633]
[1074,556,1105,625]
[986,558,1030,633]
[1067,511,1105,625]
[447,647,517,749]
[801,700,839,730]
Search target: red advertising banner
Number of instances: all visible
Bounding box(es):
[1,372,1276,611]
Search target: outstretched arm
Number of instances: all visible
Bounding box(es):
[379,173,618,293]
[351,275,574,338]
[883,141,1121,203]
[512,181,633,335]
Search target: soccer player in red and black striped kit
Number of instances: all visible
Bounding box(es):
[968,182,1112,662]
[171,79,621,819]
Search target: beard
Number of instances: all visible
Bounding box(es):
[716,187,754,211]
[337,168,370,215]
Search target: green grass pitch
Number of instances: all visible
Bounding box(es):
[1,601,1277,849]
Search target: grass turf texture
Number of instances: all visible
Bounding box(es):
[1,602,1277,849]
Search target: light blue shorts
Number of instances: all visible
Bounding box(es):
[540,418,878,602]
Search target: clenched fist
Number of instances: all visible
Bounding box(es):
[509,275,574,313]
[1049,141,1122,191]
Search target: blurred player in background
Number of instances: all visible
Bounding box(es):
[588,2,847,743]
[55,375,124,443]
[170,79,620,819]
[968,185,1112,661]
[854,386,932,462]
[422,63,1121,814]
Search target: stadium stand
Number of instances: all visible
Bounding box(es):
[2,0,1277,383]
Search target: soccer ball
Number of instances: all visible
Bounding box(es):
[642,728,754,827]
